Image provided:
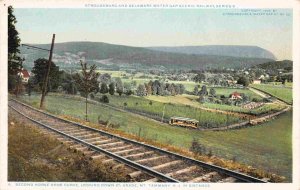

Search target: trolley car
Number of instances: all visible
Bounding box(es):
[169,116,199,129]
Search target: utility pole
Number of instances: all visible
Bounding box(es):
[40,34,55,109]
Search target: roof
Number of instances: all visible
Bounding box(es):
[170,116,199,123]
[231,91,241,96]
[20,69,30,78]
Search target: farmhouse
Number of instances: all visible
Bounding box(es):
[230,92,242,100]
[18,69,30,83]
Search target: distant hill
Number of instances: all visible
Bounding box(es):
[20,42,274,70]
[147,45,276,60]
[253,60,293,70]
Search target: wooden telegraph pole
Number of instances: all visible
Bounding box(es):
[40,34,55,109]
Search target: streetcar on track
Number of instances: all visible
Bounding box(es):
[169,116,199,129]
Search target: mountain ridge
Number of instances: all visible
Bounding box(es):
[146,45,276,60]
[20,41,275,70]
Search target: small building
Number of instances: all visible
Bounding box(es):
[253,79,261,84]
[230,92,242,100]
[18,69,30,83]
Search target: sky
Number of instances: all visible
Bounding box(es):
[14,8,293,60]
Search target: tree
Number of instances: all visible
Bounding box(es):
[199,95,206,103]
[14,75,24,97]
[74,61,99,121]
[237,76,250,87]
[178,84,185,95]
[209,88,216,97]
[108,82,115,95]
[8,6,24,93]
[115,77,123,96]
[8,6,23,76]
[174,84,181,95]
[98,73,111,84]
[125,89,133,96]
[193,86,199,95]
[193,73,206,83]
[26,77,35,96]
[123,82,133,96]
[61,72,77,94]
[146,81,153,95]
[100,83,108,94]
[240,93,249,102]
[31,58,60,92]
[199,85,208,96]
[158,82,165,96]
[33,60,59,93]
[167,83,176,96]
[100,95,109,103]
[152,80,160,95]
[136,84,146,96]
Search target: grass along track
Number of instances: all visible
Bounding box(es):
[250,84,293,104]
[9,99,265,183]
[16,94,292,181]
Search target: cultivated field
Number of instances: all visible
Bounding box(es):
[16,94,292,181]
[251,84,293,104]
[104,94,244,128]
[145,94,284,115]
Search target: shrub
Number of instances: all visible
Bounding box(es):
[125,90,133,96]
[89,93,95,99]
[98,95,109,103]
[215,99,222,104]
[190,138,206,155]
[263,98,272,103]
[199,95,205,103]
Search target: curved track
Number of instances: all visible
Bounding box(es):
[8,99,267,183]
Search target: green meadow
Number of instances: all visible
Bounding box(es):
[251,84,293,104]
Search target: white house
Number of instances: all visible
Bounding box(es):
[18,69,30,83]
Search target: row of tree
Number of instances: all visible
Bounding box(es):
[135,80,185,97]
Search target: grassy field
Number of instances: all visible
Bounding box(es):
[267,82,293,88]
[251,84,293,104]
[17,94,292,181]
[96,69,126,78]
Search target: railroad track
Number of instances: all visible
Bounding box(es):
[8,99,267,183]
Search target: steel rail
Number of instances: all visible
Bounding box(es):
[9,104,179,182]
[9,99,267,183]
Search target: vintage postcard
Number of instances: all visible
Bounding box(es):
[0,0,299,190]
